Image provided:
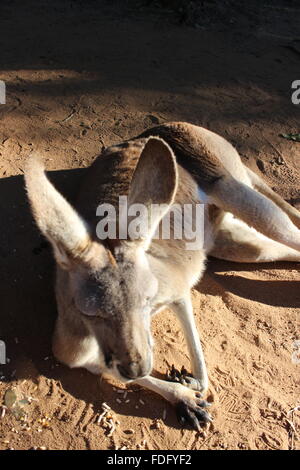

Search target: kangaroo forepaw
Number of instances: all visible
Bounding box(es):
[166,365,204,393]
[175,388,212,430]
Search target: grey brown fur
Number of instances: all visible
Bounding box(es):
[25,122,300,429]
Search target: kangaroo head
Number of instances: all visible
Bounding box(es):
[25,137,178,381]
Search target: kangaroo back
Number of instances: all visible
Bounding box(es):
[139,122,251,189]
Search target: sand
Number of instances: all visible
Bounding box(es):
[0,0,299,450]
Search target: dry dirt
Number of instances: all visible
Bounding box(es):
[0,0,299,451]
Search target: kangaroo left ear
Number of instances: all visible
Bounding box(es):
[24,156,104,269]
[128,137,178,247]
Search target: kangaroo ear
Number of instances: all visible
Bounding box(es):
[128,137,178,246]
[25,157,93,269]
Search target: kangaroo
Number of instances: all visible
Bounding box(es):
[25,122,300,430]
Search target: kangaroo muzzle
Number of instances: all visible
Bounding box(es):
[117,359,151,380]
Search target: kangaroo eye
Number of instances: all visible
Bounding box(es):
[73,295,113,319]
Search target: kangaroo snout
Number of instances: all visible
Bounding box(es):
[117,360,150,380]
[116,347,153,380]
[102,327,153,381]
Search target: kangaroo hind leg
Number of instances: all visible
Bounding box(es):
[247,168,300,230]
[211,176,300,253]
[210,212,300,263]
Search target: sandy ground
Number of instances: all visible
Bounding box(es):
[0,0,299,450]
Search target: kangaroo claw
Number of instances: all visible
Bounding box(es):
[175,392,213,430]
[166,365,204,392]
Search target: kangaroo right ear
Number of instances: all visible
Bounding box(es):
[25,157,96,269]
[128,137,178,247]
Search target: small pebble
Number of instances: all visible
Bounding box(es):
[124,429,135,435]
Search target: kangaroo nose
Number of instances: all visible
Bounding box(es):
[117,362,145,380]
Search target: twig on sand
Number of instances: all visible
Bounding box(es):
[55,108,78,124]
[96,402,120,437]
[284,405,299,450]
